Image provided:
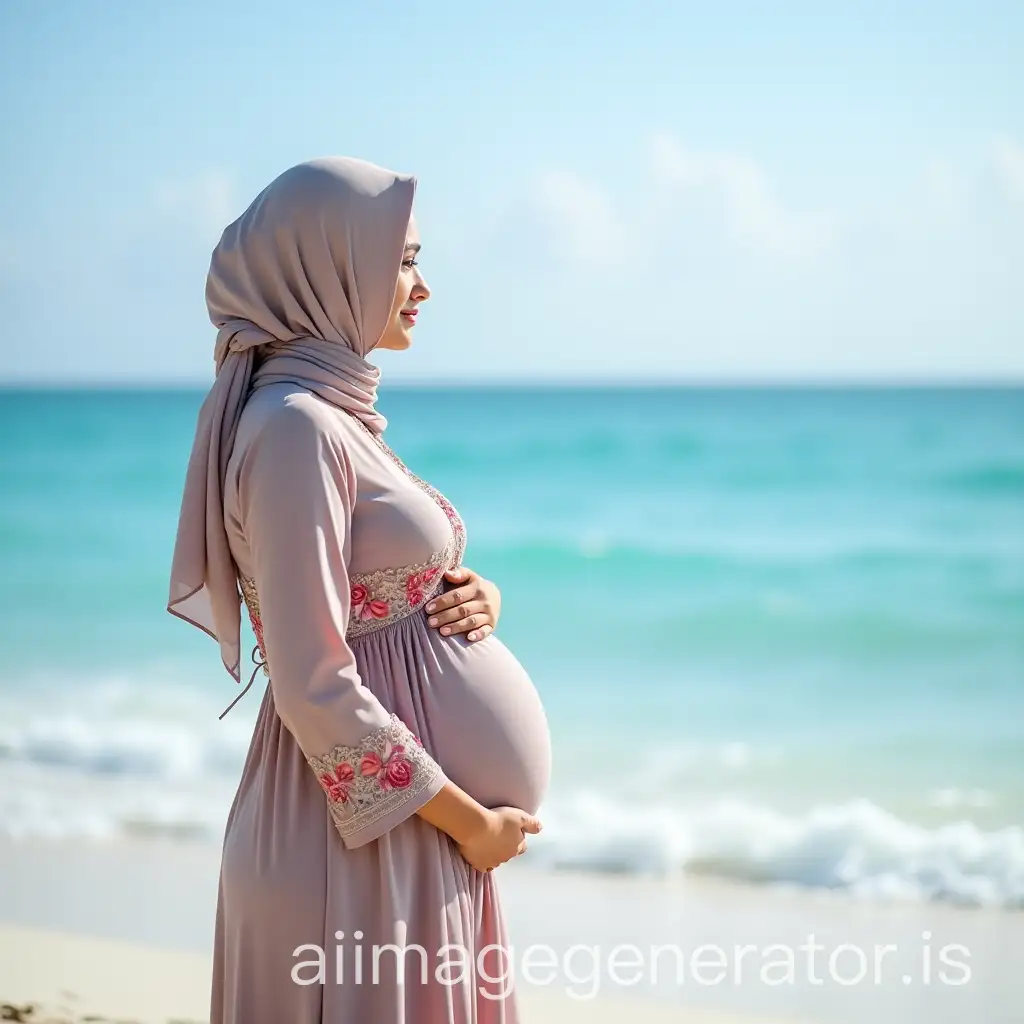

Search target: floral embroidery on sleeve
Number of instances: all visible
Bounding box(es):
[318,761,355,803]
[360,739,415,790]
[307,713,444,843]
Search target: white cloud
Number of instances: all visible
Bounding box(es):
[991,136,1024,205]
[532,169,623,268]
[650,133,842,259]
[527,134,845,284]
[473,131,1023,380]
[154,171,236,241]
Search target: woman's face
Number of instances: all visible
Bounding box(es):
[376,213,430,351]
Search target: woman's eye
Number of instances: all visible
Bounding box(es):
[403,258,419,269]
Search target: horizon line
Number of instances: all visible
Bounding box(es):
[1,376,1022,391]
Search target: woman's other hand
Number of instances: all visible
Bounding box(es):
[456,806,542,873]
[425,566,501,643]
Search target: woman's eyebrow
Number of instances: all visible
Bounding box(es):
[405,242,422,253]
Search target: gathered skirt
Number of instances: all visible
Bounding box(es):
[210,609,551,1023]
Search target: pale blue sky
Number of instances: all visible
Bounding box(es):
[1,0,1021,383]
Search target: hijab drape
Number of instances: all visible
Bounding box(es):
[167,156,416,681]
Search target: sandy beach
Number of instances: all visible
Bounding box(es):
[0,837,793,1024]
[0,924,811,1024]
[1,835,1022,1023]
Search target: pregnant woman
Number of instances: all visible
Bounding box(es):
[167,156,552,1022]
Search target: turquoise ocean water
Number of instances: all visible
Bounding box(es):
[1,386,1022,906]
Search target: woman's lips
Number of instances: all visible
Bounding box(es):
[401,311,417,323]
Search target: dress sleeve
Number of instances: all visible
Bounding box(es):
[237,403,448,849]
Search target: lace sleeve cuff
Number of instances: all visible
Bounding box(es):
[307,713,447,849]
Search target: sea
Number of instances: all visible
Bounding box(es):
[1,385,1022,908]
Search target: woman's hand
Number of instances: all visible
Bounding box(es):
[456,806,543,873]
[417,782,540,872]
[425,566,501,643]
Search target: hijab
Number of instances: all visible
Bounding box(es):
[167,156,416,682]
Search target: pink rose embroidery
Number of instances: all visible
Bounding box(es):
[351,583,389,622]
[318,762,355,803]
[405,573,425,607]
[406,566,441,608]
[358,599,390,621]
[360,741,414,791]
[384,759,413,788]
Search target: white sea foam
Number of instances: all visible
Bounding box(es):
[0,678,254,842]
[2,692,1021,908]
[531,793,1024,908]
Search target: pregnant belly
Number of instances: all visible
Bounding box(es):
[422,626,551,816]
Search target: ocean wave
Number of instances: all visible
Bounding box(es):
[3,747,1021,909]
[0,692,253,783]
[2,692,1021,909]
[530,794,1024,909]
[0,762,234,843]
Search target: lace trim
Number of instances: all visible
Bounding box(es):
[239,574,270,677]
[307,713,443,842]
[238,534,452,667]
[347,538,455,640]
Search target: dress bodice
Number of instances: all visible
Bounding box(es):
[226,386,468,678]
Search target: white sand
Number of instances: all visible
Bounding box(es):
[0,923,211,1023]
[1,835,1022,1023]
[0,924,799,1024]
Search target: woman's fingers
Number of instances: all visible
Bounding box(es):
[426,585,485,620]
[428,600,492,635]
[424,568,497,643]
[516,837,528,856]
[425,586,469,617]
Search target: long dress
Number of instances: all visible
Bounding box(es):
[210,380,552,1023]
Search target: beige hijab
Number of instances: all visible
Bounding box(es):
[167,156,416,681]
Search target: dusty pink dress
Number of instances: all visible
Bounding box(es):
[211,380,552,1022]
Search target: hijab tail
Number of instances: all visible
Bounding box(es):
[166,581,243,685]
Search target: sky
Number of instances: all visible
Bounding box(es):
[0,0,1022,384]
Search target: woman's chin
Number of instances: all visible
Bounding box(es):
[377,333,413,352]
